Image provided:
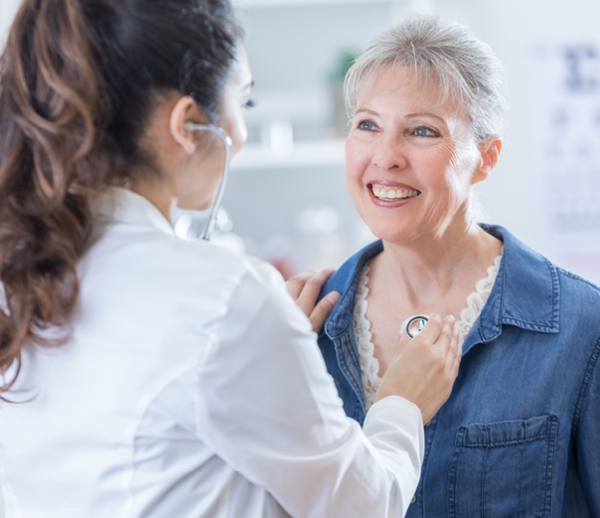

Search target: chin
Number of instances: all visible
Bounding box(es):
[365,219,425,244]
[178,196,214,212]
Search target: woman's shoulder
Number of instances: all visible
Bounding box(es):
[555,267,600,308]
[486,224,600,330]
[320,240,383,299]
[489,224,600,299]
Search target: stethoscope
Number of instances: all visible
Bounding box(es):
[182,124,430,340]
[183,122,232,241]
[182,124,429,339]
[183,123,432,339]
[401,314,430,338]
[183,123,432,338]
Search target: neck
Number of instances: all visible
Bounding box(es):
[373,216,502,312]
[130,178,177,223]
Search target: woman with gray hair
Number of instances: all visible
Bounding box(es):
[314,14,600,516]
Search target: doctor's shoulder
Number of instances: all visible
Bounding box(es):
[161,235,288,299]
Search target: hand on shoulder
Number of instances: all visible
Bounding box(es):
[286,269,341,333]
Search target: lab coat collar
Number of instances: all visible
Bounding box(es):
[98,187,175,237]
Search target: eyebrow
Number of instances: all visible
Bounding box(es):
[355,108,446,124]
[355,108,378,116]
[407,112,446,124]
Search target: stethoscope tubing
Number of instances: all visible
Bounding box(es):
[183,122,233,241]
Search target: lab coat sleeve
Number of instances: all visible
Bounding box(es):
[193,263,424,518]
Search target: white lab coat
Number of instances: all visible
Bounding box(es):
[0,188,424,518]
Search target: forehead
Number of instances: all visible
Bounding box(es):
[357,63,467,120]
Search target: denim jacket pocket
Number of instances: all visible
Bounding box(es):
[448,415,559,518]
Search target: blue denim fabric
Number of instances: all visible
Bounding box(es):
[317,225,600,517]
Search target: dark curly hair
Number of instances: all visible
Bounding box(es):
[0,0,240,397]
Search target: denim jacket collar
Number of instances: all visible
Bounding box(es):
[323,225,560,356]
[324,240,383,339]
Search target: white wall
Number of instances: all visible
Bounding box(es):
[0,1,19,44]
[435,0,600,250]
[229,0,600,270]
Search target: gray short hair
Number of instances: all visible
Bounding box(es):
[344,14,507,142]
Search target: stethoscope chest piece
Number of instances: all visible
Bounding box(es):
[400,314,430,339]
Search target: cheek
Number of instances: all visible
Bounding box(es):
[446,146,479,196]
[220,101,247,156]
[344,137,371,185]
[421,140,472,201]
[230,110,247,155]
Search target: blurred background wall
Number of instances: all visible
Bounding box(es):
[192,0,600,281]
[1,0,600,515]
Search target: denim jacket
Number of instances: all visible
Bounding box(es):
[318,225,600,517]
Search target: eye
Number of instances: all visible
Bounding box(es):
[413,126,440,137]
[244,99,256,109]
[357,120,377,131]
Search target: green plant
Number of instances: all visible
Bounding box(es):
[330,49,361,84]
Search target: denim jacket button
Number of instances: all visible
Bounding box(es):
[411,495,417,504]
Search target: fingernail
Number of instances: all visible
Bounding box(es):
[326,291,341,305]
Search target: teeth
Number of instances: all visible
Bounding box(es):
[372,186,419,201]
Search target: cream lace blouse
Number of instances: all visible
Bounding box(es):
[353,253,503,411]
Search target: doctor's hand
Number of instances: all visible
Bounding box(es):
[374,314,461,425]
[286,269,341,334]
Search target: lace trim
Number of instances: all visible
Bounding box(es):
[455,253,503,345]
[355,251,503,412]
[352,264,382,413]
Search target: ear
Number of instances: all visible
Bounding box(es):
[471,137,502,185]
[169,96,208,155]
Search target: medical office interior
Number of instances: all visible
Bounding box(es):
[1,0,600,513]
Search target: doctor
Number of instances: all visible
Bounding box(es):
[0,1,460,517]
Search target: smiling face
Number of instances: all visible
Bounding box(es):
[345,64,489,244]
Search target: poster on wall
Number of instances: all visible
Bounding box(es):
[531,40,600,285]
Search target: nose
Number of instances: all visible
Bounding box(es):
[372,133,408,171]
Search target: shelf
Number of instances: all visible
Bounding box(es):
[231,139,346,171]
